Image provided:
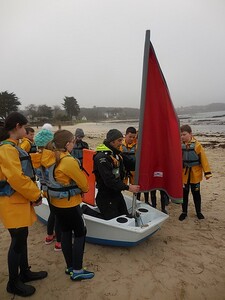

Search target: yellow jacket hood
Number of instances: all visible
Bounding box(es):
[40,149,56,168]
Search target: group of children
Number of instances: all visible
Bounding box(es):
[120,125,212,220]
[0,112,212,297]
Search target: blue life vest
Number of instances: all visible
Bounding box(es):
[0,141,36,196]
[44,157,81,200]
[182,142,200,168]
[29,143,37,153]
[121,144,136,155]
[35,167,48,192]
[71,141,88,166]
[121,144,136,172]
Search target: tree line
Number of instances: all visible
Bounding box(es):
[0,91,140,124]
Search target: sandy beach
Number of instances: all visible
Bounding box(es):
[1,123,225,300]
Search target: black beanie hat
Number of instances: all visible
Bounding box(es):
[106,129,123,142]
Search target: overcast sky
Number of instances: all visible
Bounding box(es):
[1,0,225,110]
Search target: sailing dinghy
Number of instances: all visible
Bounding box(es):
[35,30,182,247]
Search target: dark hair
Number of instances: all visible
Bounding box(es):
[126,127,136,135]
[25,127,35,134]
[0,112,28,141]
[180,124,192,133]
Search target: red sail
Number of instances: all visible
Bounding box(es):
[135,31,183,202]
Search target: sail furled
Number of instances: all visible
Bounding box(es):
[135,31,183,202]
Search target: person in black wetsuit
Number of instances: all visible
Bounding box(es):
[93,129,140,220]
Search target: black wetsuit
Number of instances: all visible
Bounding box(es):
[93,141,129,220]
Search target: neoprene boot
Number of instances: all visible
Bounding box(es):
[20,267,48,283]
[7,279,36,297]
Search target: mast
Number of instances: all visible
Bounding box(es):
[135,30,150,185]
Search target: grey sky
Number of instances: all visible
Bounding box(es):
[1,0,225,109]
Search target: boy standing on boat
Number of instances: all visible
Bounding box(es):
[121,126,137,184]
[94,129,140,220]
[179,125,212,221]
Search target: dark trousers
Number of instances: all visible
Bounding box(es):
[47,202,61,242]
[182,183,201,214]
[151,190,168,211]
[96,190,128,220]
[8,227,29,282]
[136,192,149,203]
[51,205,86,270]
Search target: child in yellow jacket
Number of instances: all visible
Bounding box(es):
[42,130,95,281]
[19,127,36,153]
[0,112,47,297]
[179,125,212,221]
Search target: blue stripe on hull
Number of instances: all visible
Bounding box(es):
[37,216,48,225]
[85,228,160,247]
[37,215,160,247]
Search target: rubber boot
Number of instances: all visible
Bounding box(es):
[7,279,36,297]
[20,267,48,283]
[150,191,157,208]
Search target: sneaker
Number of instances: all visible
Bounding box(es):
[45,235,56,245]
[197,212,205,219]
[70,269,95,281]
[161,209,168,214]
[7,279,36,297]
[65,267,73,275]
[20,267,48,283]
[54,242,62,252]
[179,213,187,221]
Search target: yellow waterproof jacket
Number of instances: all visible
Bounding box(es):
[0,139,41,228]
[40,149,89,208]
[19,137,32,153]
[182,137,212,184]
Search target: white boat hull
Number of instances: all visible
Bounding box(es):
[35,194,168,247]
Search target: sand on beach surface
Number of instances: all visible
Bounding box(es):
[0,124,225,300]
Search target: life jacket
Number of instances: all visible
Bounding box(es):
[0,141,36,196]
[95,144,122,179]
[29,143,37,153]
[35,167,48,192]
[182,142,200,168]
[19,138,37,153]
[121,143,136,155]
[44,156,81,200]
[121,143,136,172]
[71,141,88,165]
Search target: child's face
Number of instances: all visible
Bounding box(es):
[181,131,192,143]
[15,124,27,139]
[125,132,136,145]
[65,138,75,153]
[26,131,34,142]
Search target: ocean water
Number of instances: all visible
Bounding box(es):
[96,110,225,135]
[179,110,225,134]
[63,110,225,136]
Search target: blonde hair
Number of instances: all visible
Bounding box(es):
[45,130,74,165]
